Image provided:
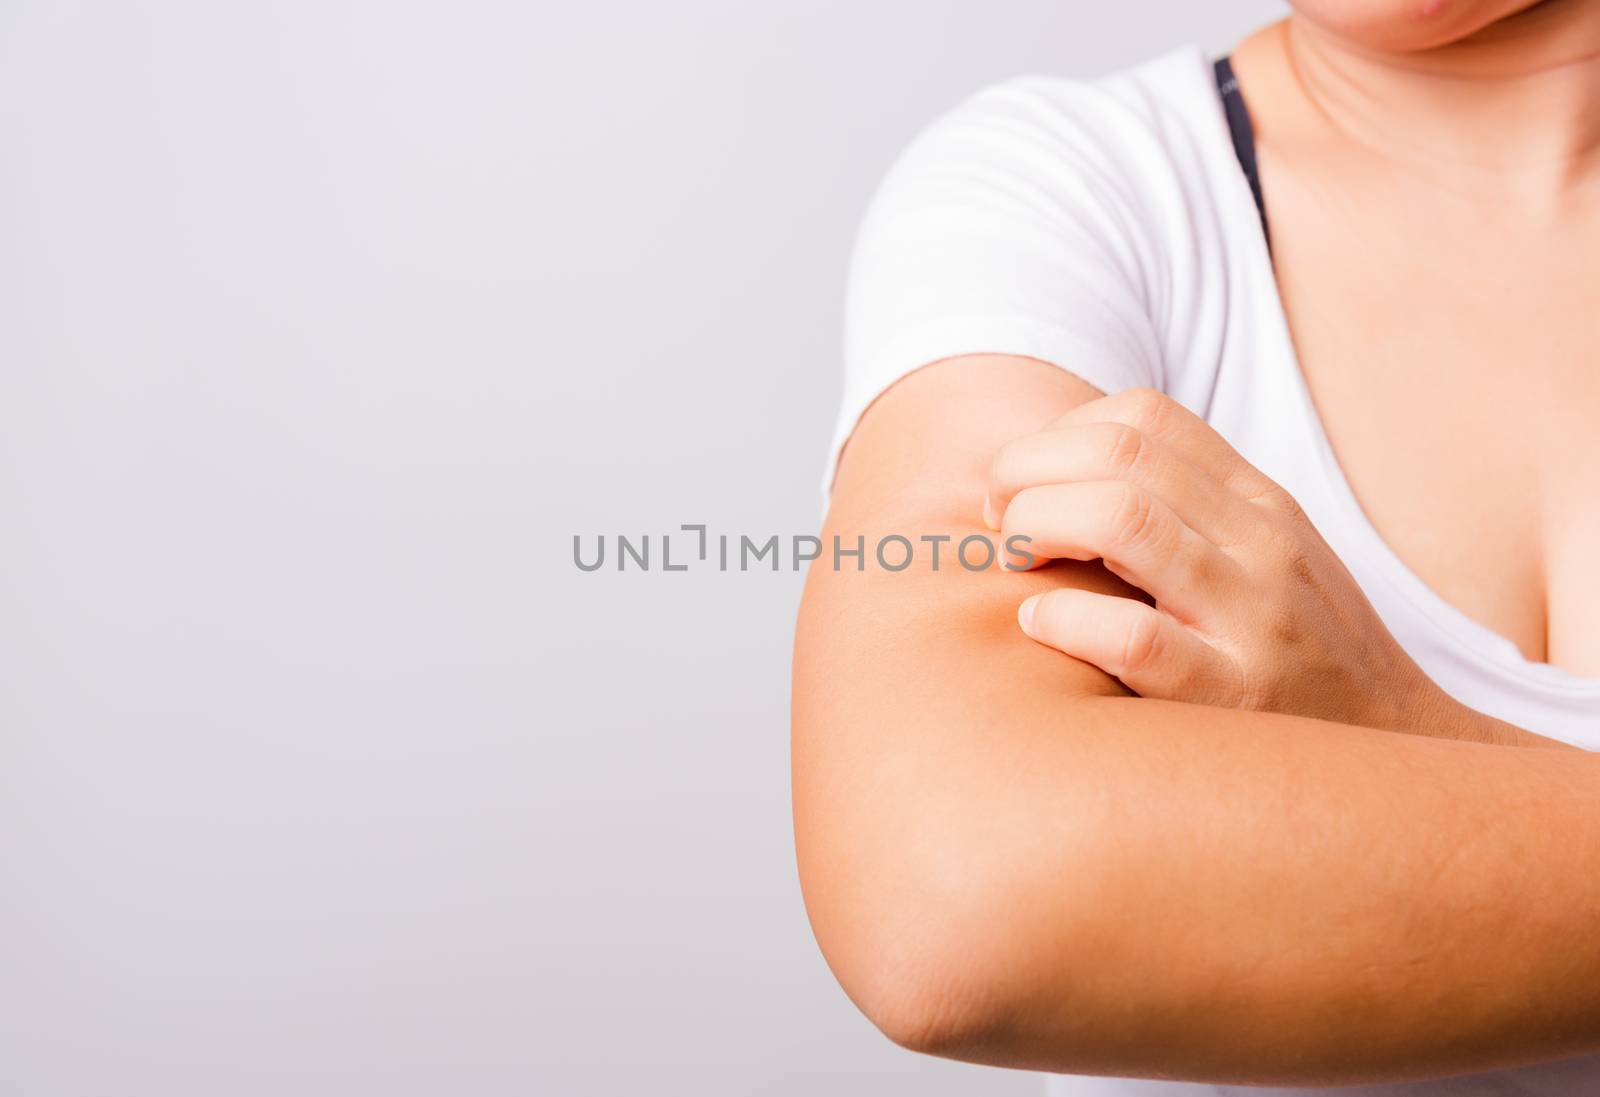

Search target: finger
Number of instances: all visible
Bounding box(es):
[1050,388,1293,511]
[1018,587,1238,701]
[1001,480,1242,621]
[986,420,1256,543]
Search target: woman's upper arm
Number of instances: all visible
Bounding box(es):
[792,353,1139,1043]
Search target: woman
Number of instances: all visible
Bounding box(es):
[791,1,1600,1093]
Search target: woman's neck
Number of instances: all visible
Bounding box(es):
[1267,3,1600,201]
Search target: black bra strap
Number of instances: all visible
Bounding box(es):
[1214,56,1269,247]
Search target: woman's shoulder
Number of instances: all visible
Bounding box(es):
[887,46,1231,205]
[961,46,1221,136]
[858,44,1248,308]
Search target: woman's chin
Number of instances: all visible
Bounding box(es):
[1286,0,1543,52]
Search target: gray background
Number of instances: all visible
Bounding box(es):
[1,2,1282,1094]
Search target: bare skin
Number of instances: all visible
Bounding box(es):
[793,0,1600,1085]
[1230,3,1600,672]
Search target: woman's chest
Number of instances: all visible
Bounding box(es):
[1262,175,1600,675]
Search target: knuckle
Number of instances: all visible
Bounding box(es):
[1121,387,1171,430]
[1119,612,1163,673]
[1106,483,1158,548]
[1098,422,1147,479]
[1253,481,1306,521]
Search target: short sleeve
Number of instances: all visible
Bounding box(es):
[825,76,1172,495]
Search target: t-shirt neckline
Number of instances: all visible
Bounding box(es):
[1188,45,1600,698]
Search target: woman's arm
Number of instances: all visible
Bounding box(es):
[984,381,1565,751]
[793,353,1600,1086]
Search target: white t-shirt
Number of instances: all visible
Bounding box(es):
[827,44,1600,1095]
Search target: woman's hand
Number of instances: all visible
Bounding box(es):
[984,387,1496,738]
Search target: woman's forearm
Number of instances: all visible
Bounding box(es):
[798,611,1600,1084]
[934,696,1600,1083]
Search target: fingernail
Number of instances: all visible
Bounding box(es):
[982,493,998,529]
[1018,594,1040,634]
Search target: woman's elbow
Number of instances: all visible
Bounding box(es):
[811,897,1019,1059]
[859,969,1007,1059]
[796,832,1064,1062]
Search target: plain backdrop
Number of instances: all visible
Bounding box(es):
[2,2,1283,1094]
